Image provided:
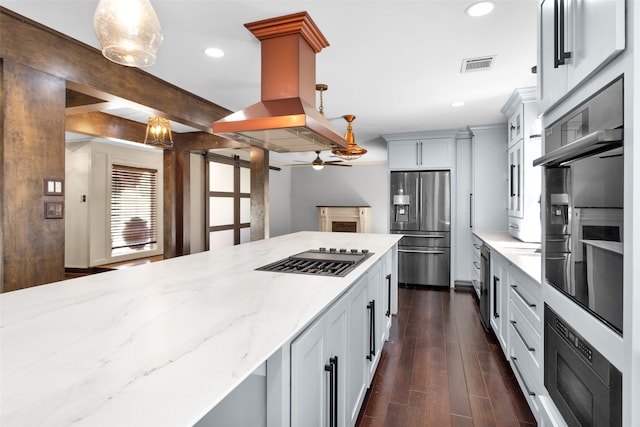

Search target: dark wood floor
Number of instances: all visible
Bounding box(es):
[356,286,537,427]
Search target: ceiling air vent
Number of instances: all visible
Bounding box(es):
[460,55,496,73]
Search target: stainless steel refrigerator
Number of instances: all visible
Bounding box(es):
[390,170,451,287]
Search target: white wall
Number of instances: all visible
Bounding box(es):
[269,166,292,237]
[288,164,389,234]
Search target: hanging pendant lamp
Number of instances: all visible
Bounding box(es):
[144,116,173,148]
[93,0,163,67]
[332,115,367,160]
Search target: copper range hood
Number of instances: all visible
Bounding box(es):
[212,12,349,153]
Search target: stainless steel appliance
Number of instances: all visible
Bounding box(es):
[479,244,491,331]
[534,76,624,333]
[256,248,373,277]
[544,305,622,427]
[390,170,451,287]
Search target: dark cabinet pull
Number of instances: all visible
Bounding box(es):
[366,300,376,360]
[510,320,535,352]
[324,356,338,427]
[511,285,537,308]
[517,164,521,198]
[469,193,473,228]
[510,164,516,197]
[493,276,500,318]
[386,274,392,317]
[553,0,572,68]
[511,357,536,396]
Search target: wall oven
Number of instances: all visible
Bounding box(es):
[534,76,624,334]
[544,305,622,426]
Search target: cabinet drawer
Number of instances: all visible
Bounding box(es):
[509,331,542,420]
[509,268,542,334]
[509,302,541,372]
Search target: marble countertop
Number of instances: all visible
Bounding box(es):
[0,231,401,427]
[473,231,542,283]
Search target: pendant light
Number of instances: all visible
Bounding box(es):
[93,0,163,67]
[332,115,367,160]
[144,116,173,147]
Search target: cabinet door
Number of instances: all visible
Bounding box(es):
[346,275,368,426]
[291,294,348,427]
[567,0,625,90]
[291,312,327,427]
[325,294,348,427]
[508,141,524,218]
[490,256,509,354]
[382,251,393,340]
[366,260,383,383]
[387,140,420,169]
[538,0,569,112]
[507,106,523,147]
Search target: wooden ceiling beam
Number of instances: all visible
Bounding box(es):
[1,8,232,134]
[66,111,249,151]
[66,112,147,144]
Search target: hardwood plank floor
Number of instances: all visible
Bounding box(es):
[356,286,537,427]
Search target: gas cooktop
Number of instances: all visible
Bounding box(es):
[256,247,373,277]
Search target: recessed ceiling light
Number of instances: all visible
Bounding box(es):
[452,101,465,107]
[204,47,224,58]
[465,1,495,17]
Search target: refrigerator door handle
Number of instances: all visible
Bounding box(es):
[398,249,446,255]
[402,234,446,239]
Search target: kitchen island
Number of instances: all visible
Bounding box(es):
[0,231,401,427]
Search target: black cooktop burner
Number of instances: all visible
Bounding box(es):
[256,248,373,277]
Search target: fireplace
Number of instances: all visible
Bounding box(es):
[318,206,371,233]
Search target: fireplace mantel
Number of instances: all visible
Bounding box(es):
[318,206,371,233]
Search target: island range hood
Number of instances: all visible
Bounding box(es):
[212,12,350,153]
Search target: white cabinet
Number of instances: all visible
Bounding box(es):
[469,125,508,232]
[490,252,509,353]
[291,292,348,427]
[502,89,542,243]
[538,0,625,112]
[382,249,395,340]
[508,264,543,421]
[471,235,482,299]
[366,259,384,382]
[386,137,453,170]
[346,275,368,426]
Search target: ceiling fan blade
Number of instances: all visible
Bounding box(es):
[325,163,352,167]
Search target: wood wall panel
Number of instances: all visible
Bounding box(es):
[2,61,66,292]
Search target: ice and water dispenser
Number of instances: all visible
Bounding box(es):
[393,189,410,223]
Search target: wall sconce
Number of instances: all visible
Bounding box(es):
[144,116,173,148]
[93,0,163,67]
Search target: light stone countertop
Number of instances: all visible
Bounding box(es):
[0,231,401,427]
[473,231,542,284]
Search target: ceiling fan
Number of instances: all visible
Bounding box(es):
[291,151,352,170]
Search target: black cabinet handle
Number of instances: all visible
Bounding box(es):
[553,0,572,68]
[510,164,516,197]
[517,164,521,198]
[469,193,473,228]
[366,300,376,360]
[493,276,500,318]
[324,355,338,427]
[386,274,392,317]
[510,320,535,352]
[511,285,537,308]
[511,357,536,396]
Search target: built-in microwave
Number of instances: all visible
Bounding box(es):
[534,76,624,334]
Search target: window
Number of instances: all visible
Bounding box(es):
[110,164,159,256]
[207,154,250,250]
